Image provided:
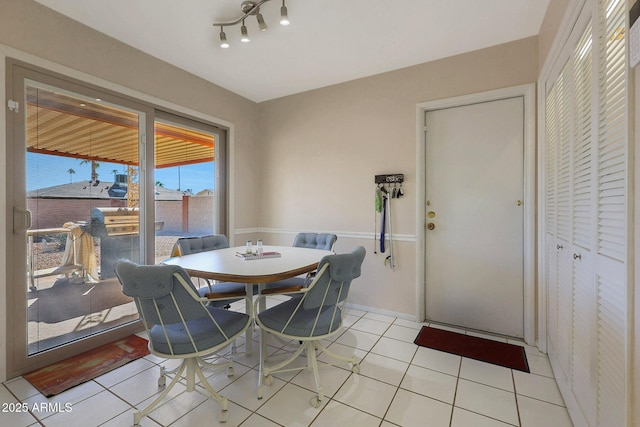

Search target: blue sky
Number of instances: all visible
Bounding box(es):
[27,152,215,193]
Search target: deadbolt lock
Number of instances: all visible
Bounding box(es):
[427,222,435,230]
[427,211,436,218]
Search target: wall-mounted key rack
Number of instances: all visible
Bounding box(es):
[374,174,404,184]
[373,173,404,270]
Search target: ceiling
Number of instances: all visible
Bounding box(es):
[34,0,550,103]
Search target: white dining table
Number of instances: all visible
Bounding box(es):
[162,245,333,354]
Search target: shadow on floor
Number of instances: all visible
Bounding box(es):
[27,277,134,324]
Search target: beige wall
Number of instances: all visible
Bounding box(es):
[258,37,538,316]
[537,0,572,73]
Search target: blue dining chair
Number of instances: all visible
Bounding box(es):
[171,234,249,307]
[255,246,365,407]
[115,260,251,425]
[262,232,337,292]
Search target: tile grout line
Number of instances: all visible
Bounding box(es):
[512,369,522,426]
[448,351,463,427]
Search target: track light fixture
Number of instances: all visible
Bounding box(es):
[219,28,230,48]
[214,0,290,48]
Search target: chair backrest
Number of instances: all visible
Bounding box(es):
[115,260,246,355]
[172,234,230,257]
[116,260,208,325]
[302,246,365,311]
[293,233,337,251]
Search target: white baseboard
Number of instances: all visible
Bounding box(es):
[346,302,420,322]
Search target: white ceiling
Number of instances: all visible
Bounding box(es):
[35,0,550,103]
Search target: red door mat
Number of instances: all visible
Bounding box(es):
[414,326,529,372]
[24,335,150,397]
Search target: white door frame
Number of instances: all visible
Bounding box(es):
[415,83,537,346]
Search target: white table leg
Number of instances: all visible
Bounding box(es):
[245,283,267,356]
[245,283,253,355]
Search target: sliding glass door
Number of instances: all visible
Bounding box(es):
[6,62,227,378]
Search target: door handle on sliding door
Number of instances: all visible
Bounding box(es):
[13,207,31,233]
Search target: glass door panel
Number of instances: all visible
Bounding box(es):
[25,80,142,355]
[153,116,219,261]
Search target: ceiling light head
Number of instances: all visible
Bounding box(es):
[240,21,250,42]
[280,3,290,26]
[219,28,230,48]
[220,28,229,49]
[256,12,268,32]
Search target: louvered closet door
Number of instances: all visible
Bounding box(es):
[595,0,627,425]
[571,22,597,424]
[542,1,628,426]
[545,57,576,387]
[544,83,559,361]
[555,61,574,380]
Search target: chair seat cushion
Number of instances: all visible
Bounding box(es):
[197,281,248,307]
[258,298,342,338]
[150,307,248,355]
[263,277,306,291]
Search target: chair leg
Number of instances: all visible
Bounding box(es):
[193,359,229,423]
[306,342,324,408]
[257,327,268,399]
[199,355,234,377]
[158,359,184,387]
[317,342,360,372]
[134,360,187,426]
[134,357,232,426]
[258,330,306,399]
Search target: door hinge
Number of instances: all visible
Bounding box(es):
[7,100,19,113]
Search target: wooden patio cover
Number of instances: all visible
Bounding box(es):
[25,86,214,168]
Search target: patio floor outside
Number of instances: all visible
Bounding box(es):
[27,234,182,354]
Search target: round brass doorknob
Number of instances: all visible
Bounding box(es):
[427,222,435,230]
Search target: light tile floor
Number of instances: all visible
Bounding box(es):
[1,307,574,426]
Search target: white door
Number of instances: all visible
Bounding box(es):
[425,97,524,337]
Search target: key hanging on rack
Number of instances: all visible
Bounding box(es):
[373,174,403,268]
